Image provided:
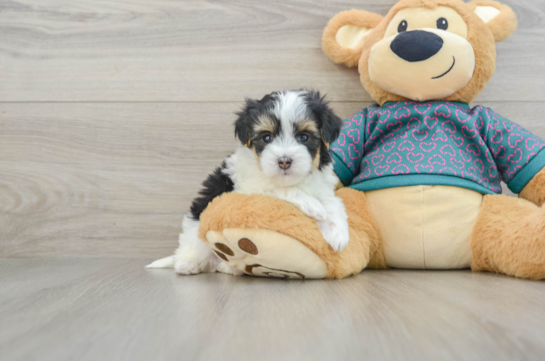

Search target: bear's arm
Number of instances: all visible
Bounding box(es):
[520,168,545,206]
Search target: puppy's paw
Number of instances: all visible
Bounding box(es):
[216,262,244,276]
[174,259,200,275]
[297,198,328,222]
[319,220,349,252]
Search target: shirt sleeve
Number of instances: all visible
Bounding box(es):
[483,107,545,193]
[330,108,367,186]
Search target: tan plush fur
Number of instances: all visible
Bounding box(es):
[520,168,545,207]
[470,195,545,280]
[334,188,387,275]
[199,188,386,279]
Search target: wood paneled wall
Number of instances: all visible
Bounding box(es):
[1,0,544,257]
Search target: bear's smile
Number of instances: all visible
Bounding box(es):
[432,56,456,79]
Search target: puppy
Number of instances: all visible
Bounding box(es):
[147,90,349,275]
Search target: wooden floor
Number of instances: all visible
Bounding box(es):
[1,1,545,360]
[1,259,544,361]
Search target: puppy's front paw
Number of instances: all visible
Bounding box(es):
[174,259,200,275]
[319,220,349,252]
[297,198,328,222]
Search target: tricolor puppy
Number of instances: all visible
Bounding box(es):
[147,90,349,275]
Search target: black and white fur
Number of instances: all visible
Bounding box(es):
[147,90,349,275]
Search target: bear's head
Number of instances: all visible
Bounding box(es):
[322,0,517,105]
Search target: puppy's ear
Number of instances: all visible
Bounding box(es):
[234,98,259,146]
[305,91,343,144]
[468,1,517,42]
[322,10,383,67]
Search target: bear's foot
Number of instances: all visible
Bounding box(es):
[206,228,328,279]
[472,195,545,280]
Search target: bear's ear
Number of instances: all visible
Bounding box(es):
[322,10,383,67]
[468,1,517,42]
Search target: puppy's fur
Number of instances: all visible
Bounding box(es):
[147,90,349,275]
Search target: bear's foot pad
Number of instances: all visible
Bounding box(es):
[206,228,328,279]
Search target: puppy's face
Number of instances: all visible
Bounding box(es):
[235,90,342,187]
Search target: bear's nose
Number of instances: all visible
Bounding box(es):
[278,157,292,170]
[390,30,443,62]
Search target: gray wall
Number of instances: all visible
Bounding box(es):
[1,0,544,258]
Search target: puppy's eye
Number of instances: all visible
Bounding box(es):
[297,134,309,143]
[437,17,448,30]
[263,134,273,143]
[398,20,408,33]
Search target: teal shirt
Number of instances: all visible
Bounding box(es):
[331,101,545,195]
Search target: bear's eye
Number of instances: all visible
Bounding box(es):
[437,17,448,30]
[398,20,408,33]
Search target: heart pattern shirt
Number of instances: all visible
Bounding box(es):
[331,101,545,195]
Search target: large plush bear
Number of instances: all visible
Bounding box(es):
[198,0,545,280]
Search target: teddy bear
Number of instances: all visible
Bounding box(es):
[196,0,545,280]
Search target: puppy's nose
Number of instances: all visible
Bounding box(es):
[390,30,443,62]
[278,157,292,170]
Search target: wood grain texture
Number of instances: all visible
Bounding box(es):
[1,259,545,361]
[0,0,544,102]
[0,101,365,258]
[1,0,545,258]
[1,101,544,257]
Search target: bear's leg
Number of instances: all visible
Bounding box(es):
[520,168,545,206]
[199,188,386,279]
[470,194,545,280]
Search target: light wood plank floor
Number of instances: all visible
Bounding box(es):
[1,259,545,361]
